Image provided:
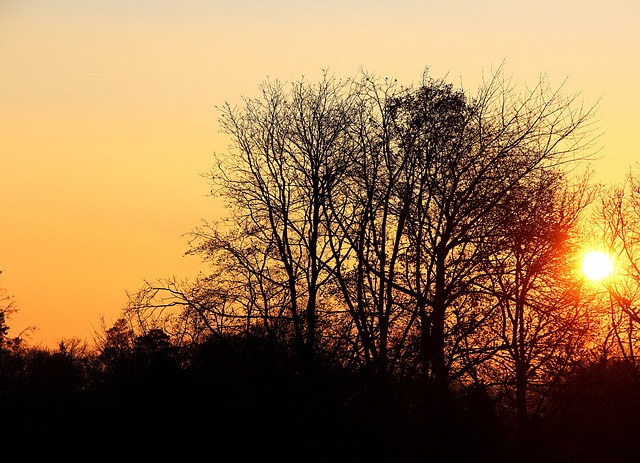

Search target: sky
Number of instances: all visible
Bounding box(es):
[1,0,639,348]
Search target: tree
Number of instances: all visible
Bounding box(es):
[597,170,640,366]
[479,170,594,447]
[0,289,13,345]
[0,275,20,398]
[0,272,24,351]
[123,276,240,346]
[197,72,358,369]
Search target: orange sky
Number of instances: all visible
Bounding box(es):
[1,0,639,348]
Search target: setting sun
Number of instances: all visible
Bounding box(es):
[581,251,615,281]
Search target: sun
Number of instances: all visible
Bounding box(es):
[581,250,614,281]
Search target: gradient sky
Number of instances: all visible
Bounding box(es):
[1,0,639,348]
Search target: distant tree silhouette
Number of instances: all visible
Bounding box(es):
[0,307,10,351]
[0,275,25,401]
[0,273,20,350]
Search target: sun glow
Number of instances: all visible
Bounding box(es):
[581,251,615,281]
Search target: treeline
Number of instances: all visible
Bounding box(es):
[3,67,640,462]
[1,323,639,461]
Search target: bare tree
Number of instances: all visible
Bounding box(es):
[596,171,640,366]
[328,68,598,394]
[199,72,357,367]
[122,275,241,346]
[417,70,596,395]
[0,282,15,345]
[479,170,595,446]
[0,272,27,350]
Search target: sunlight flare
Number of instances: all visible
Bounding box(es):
[581,250,614,281]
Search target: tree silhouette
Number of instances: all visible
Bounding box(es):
[0,273,18,349]
[109,67,607,461]
[209,72,357,370]
[479,170,594,451]
[597,171,640,365]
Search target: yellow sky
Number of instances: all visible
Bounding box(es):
[1,0,639,347]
